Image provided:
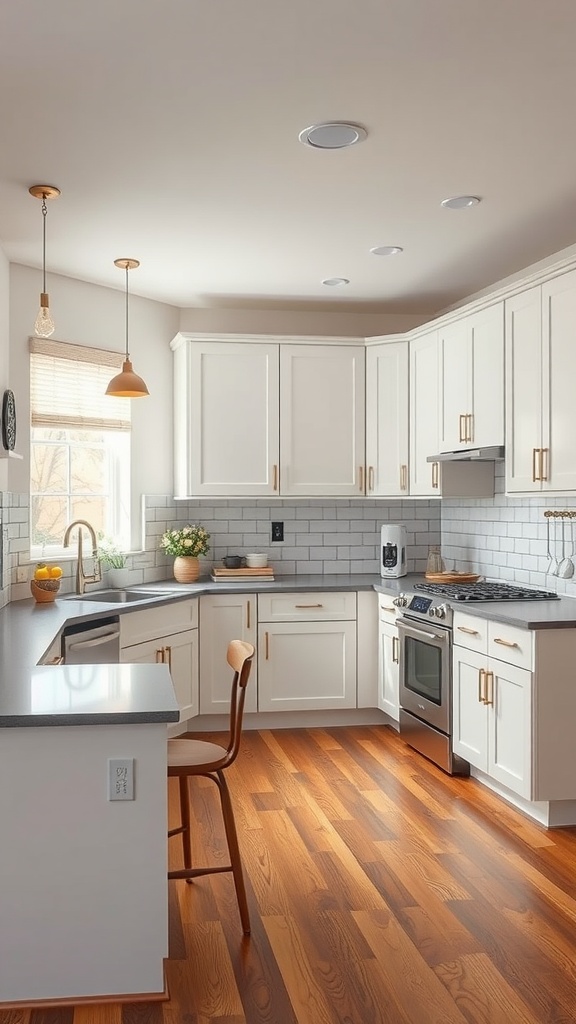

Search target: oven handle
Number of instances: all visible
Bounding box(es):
[397,620,450,644]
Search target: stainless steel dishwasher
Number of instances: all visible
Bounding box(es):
[61,616,121,664]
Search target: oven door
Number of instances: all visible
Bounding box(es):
[397,616,451,734]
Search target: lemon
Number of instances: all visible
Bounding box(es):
[34,564,50,580]
[49,566,63,579]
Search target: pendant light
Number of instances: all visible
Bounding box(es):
[105,258,149,398]
[29,184,61,338]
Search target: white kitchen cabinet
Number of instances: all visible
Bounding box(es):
[120,599,199,726]
[121,627,199,723]
[377,595,399,722]
[257,591,357,711]
[173,338,280,498]
[365,341,409,496]
[438,302,504,453]
[280,344,365,496]
[409,330,493,498]
[506,271,576,493]
[199,593,257,714]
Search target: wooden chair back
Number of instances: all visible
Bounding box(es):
[222,639,254,768]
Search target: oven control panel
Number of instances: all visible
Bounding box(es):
[408,595,432,614]
[392,592,453,625]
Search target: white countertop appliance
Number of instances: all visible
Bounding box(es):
[380,524,407,578]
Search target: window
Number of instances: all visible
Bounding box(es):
[30,339,131,558]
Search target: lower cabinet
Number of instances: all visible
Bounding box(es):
[452,645,532,799]
[378,620,400,721]
[199,593,257,714]
[257,592,357,712]
[120,628,199,722]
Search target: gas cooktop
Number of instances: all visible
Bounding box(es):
[414,581,559,602]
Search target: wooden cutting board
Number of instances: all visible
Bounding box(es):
[424,571,481,584]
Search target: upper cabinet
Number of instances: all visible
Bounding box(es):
[438,302,504,453]
[365,341,409,497]
[506,270,576,493]
[173,339,280,498]
[173,336,365,498]
[280,344,365,497]
[409,330,439,497]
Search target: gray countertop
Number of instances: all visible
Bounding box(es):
[3,571,576,728]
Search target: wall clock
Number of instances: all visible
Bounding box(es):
[2,389,16,451]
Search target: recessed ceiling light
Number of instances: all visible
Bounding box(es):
[440,195,481,210]
[370,245,404,256]
[299,122,367,149]
[322,277,350,287]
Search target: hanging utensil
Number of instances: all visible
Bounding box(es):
[559,518,575,579]
[547,517,559,576]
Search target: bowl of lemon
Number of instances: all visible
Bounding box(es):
[30,563,63,603]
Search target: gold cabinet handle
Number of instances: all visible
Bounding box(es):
[532,447,541,482]
[381,605,396,613]
[156,647,164,663]
[457,626,479,636]
[164,645,172,671]
[392,635,399,664]
[493,637,519,649]
[540,448,548,482]
[46,655,64,665]
[273,464,278,491]
[265,631,269,660]
[466,413,473,444]
[247,600,251,630]
[485,670,494,706]
[295,603,323,609]
[359,465,364,493]
[432,461,439,489]
[479,667,486,703]
[368,465,375,492]
[400,464,408,491]
[459,414,466,443]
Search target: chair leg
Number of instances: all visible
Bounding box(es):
[215,769,251,935]
[178,775,193,872]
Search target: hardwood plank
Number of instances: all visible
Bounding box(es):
[435,953,544,1024]
[168,881,187,960]
[120,1004,164,1024]
[29,1012,74,1024]
[0,1012,30,1024]
[74,1008,122,1024]
[262,914,337,1024]
[168,923,243,1020]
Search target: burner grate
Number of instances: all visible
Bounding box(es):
[414,581,559,602]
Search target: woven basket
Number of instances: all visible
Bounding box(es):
[30,578,61,603]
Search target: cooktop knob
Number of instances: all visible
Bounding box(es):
[393,594,408,608]
[435,604,447,619]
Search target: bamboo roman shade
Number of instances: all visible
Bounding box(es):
[30,338,131,431]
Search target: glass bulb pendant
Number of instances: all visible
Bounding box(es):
[34,293,55,338]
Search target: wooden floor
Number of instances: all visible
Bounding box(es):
[5,724,576,1024]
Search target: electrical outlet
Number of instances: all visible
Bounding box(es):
[271,521,284,542]
[17,566,28,584]
[108,758,135,801]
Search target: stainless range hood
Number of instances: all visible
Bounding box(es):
[427,446,505,463]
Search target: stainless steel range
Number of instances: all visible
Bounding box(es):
[394,581,559,775]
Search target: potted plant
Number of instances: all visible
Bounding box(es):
[97,535,131,588]
[160,524,210,583]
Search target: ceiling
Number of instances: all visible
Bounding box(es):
[2,0,576,314]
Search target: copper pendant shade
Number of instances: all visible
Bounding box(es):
[105,258,149,398]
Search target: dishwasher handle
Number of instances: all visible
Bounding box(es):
[67,631,120,651]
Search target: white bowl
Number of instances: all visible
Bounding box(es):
[245,553,268,568]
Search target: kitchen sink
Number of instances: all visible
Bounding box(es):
[66,589,168,604]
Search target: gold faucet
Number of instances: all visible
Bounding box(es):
[63,519,102,596]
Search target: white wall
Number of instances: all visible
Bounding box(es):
[9,264,179,548]
[179,304,428,337]
[0,244,9,494]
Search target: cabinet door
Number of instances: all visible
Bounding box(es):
[280,345,365,496]
[176,341,280,497]
[199,594,257,714]
[542,270,576,491]
[438,319,471,452]
[366,342,409,496]
[488,658,532,799]
[505,286,543,492]
[469,302,504,448]
[120,628,199,721]
[378,621,400,721]
[409,330,439,496]
[452,647,488,771]
[258,620,357,711]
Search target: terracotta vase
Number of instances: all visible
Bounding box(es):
[173,556,200,583]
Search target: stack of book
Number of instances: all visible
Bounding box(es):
[210,566,275,583]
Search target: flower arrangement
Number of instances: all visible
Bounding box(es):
[97,534,127,569]
[160,524,210,558]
